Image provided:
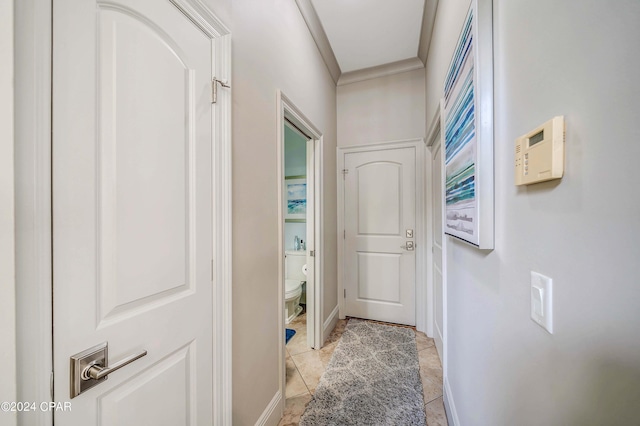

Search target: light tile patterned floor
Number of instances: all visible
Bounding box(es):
[279,314,448,426]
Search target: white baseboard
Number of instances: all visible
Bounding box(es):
[322,304,339,346]
[443,377,460,426]
[254,390,283,426]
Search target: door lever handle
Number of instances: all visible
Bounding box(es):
[82,349,147,381]
[70,342,148,398]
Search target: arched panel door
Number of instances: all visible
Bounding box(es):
[343,146,416,325]
[53,1,216,424]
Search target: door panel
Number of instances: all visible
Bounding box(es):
[432,138,444,357]
[357,163,401,235]
[97,344,194,425]
[98,6,195,322]
[53,0,213,424]
[344,147,416,325]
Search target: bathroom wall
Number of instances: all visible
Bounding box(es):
[337,68,426,147]
[201,0,338,424]
[284,125,307,177]
[284,125,307,250]
[425,0,640,424]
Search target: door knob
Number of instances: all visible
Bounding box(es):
[401,241,415,251]
[70,342,147,398]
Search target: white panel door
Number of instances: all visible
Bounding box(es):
[343,147,416,325]
[432,137,444,358]
[53,0,213,424]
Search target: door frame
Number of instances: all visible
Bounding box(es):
[276,90,325,397]
[14,1,233,424]
[425,102,447,376]
[337,139,426,330]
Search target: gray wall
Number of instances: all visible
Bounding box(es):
[426,0,640,424]
[0,1,17,424]
[285,126,307,177]
[204,0,338,424]
[338,68,426,146]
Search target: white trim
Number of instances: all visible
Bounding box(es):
[14,0,54,424]
[254,391,283,426]
[423,102,443,338]
[170,0,230,37]
[426,103,442,148]
[439,98,449,388]
[322,304,339,343]
[212,30,233,426]
[15,1,232,424]
[294,0,341,84]
[417,0,439,64]
[337,139,426,328]
[443,377,460,426]
[337,57,425,86]
[0,0,16,421]
[277,91,325,407]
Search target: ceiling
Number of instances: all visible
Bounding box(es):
[310,0,426,74]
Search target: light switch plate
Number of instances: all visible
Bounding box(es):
[531,271,553,334]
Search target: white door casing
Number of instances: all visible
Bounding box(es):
[52,0,230,424]
[342,145,418,326]
[432,135,444,358]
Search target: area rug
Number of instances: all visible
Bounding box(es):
[299,319,426,425]
[285,328,296,344]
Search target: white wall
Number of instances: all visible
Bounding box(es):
[426,1,640,424]
[201,0,338,424]
[337,68,426,146]
[0,1,17,425]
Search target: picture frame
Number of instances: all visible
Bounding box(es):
[442,0,494,249]
[285,177,307,220]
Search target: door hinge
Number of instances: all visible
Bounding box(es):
[310,250,315,257]
[343,230,345,239]
[342,169,348,178]
[211,77,231,104]
[343,289,346,298]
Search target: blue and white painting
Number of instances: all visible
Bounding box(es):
[444,7,478,243]
[286,180,306,219]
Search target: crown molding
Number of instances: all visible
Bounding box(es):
[295,0,341,84]
[337,57,425,86]
[418,0,439,64]
[297,0,436,86]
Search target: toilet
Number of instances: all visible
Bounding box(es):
[285,250,306,324]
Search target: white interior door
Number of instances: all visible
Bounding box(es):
[343,146,416,326]
[432,136,444,358]
[53,0,214,424]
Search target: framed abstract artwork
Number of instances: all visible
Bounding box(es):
[442,0,494,249]
[285,177,307,220]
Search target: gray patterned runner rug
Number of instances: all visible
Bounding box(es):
[299,319,426,426]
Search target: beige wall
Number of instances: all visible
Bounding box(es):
[202,0,338,424]
[0,1,17,424]
[426,0,640,424]
[337,68,426,147]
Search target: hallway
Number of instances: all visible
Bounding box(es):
[280,315,447,425]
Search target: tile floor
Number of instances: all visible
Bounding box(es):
[279,313,448,426]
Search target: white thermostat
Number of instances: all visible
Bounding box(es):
[515,116,565,186]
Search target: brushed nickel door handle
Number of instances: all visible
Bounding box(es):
[82,349,147,381]
[70,342,147,398]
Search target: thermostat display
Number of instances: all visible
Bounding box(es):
[515,116,565,186]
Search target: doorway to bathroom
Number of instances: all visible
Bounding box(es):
[277,91,324,400]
